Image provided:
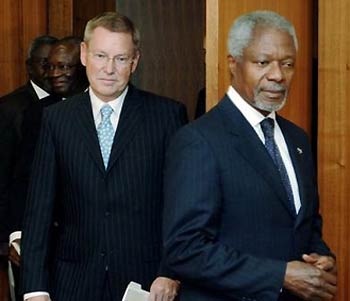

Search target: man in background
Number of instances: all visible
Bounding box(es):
[5,35,90,298]
[21,12,186,301]
[47,36,88,99]
[0,35,58,301]
[163,11,337,301]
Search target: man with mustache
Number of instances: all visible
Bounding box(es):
[163,11,337,301]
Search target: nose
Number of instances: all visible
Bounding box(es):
[49,66,64,78]
[266,62,284,82]
[105,58,116,74]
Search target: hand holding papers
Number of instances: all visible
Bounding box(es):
[122,281,150,301]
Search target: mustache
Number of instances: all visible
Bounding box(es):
[259,83,287,93]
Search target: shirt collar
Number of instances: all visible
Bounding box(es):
[90,85,128,120]
[30,80,50,100]
[226,85,275,127]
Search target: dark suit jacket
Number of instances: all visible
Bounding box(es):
[20,86,187,301]
[163,96,333,301]
[8,94,62,234]
[0,83,40,247]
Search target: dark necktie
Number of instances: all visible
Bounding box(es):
[260,118,296,216]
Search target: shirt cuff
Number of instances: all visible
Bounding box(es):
[24,292,50,300]
[9,231,21,244]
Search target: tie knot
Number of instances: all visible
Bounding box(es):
[100,105,113,120]
[261,118,275,139]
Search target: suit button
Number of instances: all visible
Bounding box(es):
[100,251,106,257]
[105,211,110,217]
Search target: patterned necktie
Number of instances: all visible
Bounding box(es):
[97,105,115,169]
[260,118,296,216]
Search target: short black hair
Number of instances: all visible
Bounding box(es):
[27,35,58,62]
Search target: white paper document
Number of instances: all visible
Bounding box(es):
[122,281,150,301]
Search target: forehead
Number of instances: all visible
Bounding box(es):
[33,44,52,58]
[49,45,79,62]
[244,26,296,59]
[88,27,134,53]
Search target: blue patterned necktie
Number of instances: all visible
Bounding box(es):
[260,118,296,216]
[97,105,115,169]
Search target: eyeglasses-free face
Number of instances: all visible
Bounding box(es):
[28,43,54,92]
[80,27,140,102]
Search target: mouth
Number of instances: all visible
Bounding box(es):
[98,78,117,86]
[261,89,285,99]
[52,80,68,88]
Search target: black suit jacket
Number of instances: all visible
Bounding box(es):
[20,86,187,300]
[0,83,40,246]
[8,95,62,234]
[163,96,333,301]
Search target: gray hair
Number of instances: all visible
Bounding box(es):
[227,10,298,58]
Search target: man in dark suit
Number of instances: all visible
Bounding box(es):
[20,12,187,301]
[5,36,89,270]
[0,35,57,301]
[163,11,337,301]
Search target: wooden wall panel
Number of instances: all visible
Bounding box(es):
[73,0,116,38]
[0,0,47,96]
[0,0,116,97]
[206,0,313,135]
[116,0,205,119]
[48,0,73,38]
[318,1,350,300]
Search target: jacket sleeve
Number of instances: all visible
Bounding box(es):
[157,101,188,278]
[20,110,57,294]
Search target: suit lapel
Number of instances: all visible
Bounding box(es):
[26,82,40,101]
[218,97,295,217]
[107,86,143,172]
[75,92,106,175]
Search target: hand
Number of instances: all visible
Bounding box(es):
[0,268,10,301]
[303,253,337,276]
[8,245,20,267]
[284,260,337,300]
[149,276,180,301]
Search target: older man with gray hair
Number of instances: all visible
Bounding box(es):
[163,10,337,301]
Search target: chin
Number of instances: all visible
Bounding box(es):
[253,98,286,112]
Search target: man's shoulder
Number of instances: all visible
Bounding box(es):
[44,91,87,114]
[0,84,37,128]
[173,102,223,142]
[276,114,308,137]
[0,84,36,113]
[129,86,184,109]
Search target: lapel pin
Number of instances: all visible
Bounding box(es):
[297,147,303,154]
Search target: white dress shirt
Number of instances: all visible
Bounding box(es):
[227,86,301,213]
[90,85,127,131]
